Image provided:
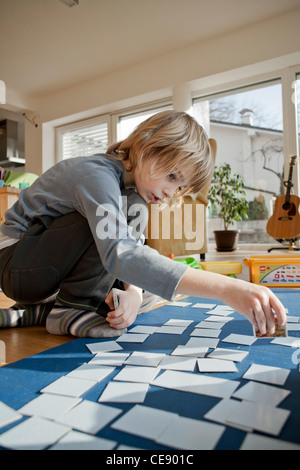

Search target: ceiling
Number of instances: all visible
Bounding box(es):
[1,0,300,100]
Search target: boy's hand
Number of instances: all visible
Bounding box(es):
[105,286,143,329]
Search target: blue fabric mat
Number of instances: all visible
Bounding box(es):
[0,289,299,450]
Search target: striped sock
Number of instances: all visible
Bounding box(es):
[45,304,126,338]
[0,302,55,328]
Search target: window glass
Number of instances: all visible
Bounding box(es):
[117,104,172,140]
[193,81,284,245]
[59,120,108,160]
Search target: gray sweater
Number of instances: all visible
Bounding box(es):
[1,154,187,300]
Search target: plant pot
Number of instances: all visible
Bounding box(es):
[214,230,239,252]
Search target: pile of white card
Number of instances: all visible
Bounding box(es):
[0,300,299,450]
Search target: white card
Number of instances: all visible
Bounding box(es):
[225,400,290,436]
[191,303,216,309]
[0,416,70,450]
[86,340,123,354]
[56,400,122,434]
[185,336,219,349]
[155,325,187,335]
[18,394,82,420]
[197,358,237,373]
[98,381,149,403]
[205,309,233,317]
[286,315,300,323]
[66,364,115,382]
[113,365,159,383]
[207,348,249,362]
[111,404,178,441]
[163,319,193,327]
[158,355,196,372]
[232,381,291,406]
[221,333,256,346]
[243,363,290,385]
[168,301,192,307]
[88,352,130,366]
[128,325,158,334]
[271,336,300,347]
[205,315,234,323]
[40,376,97,397]
[195,321,225,330]
[116,333,149,343]
[0,401,22,428]
[156,415,225,450]
[124,351,165,367]
[240,433,300,450]
[204,398,253,432]
[171,344,208,357]
[151,369,240,399]
[190,328,221,338]
[287,323,300,331]
[50,429,117,450]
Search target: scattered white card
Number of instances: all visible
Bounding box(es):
[156,415,225,450]
[113,365,159,383]
[286,315,300,323]
[205,315,234,323]
[271,336,300,347]
[116,333,149,343]
[86,340,123,354]
[111,404,178,441]
[232,381,291,406]
[207,348,249,362]
[190,328,221,338]
[185,336,219,349]
[158,355,196,372]
[18,394,82,420]
[128,325,158,334]
[168,301,192,307]
[50,429,117,450]
[0,401,22,428]
[40,376,97,397]
[124,351,165,367]
[195,321,225,330]
[155,325,187,335]
[56,400,122,434]
[98,381,149,403]
[205,309,234,317]
[88,352,130,366]
[225,400,290,436]
[287,323,300,331]
[240,433,300,450]
[197,358,237,373]
[171,344,208,357]
[221,333,256,346]
[191,303,216,309]
[204,398,253,432]
[163,319,193,327]
[243,363,290,386]
[66,363,115,382]
[0,416,70,450]
[151,369,240,399]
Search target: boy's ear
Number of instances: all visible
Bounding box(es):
[208,138,217,160]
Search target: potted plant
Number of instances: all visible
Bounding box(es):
[208,163,249,251]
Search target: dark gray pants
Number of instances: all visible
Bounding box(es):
[0,190,149,314]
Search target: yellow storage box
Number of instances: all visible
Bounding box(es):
[198,261,242,276]
[244,255,300,287]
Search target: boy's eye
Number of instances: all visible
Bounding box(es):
[168,173,177,181]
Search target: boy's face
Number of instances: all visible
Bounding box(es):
[133,160,191,204]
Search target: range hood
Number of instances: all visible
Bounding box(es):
[0,119,25,167]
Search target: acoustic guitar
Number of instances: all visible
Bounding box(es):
[266,156,300,241]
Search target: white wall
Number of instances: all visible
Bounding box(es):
[21,8,300,175]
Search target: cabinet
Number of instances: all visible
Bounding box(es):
[0,187,21,224]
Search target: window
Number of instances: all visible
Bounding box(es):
[117,103,172,140]
[56,116,109,160]
[193,80,285,245]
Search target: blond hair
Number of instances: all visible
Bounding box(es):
[107,110,213,201]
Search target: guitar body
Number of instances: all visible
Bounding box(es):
[267,194,300,240]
